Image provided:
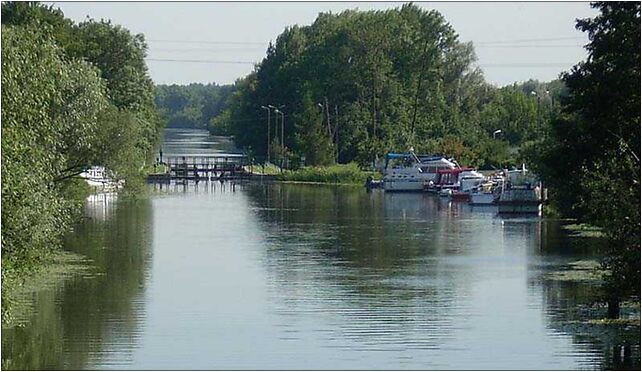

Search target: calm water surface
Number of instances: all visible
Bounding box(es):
[2,129,639,370]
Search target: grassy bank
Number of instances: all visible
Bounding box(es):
[276,163,379,185]
[561,223,606,238]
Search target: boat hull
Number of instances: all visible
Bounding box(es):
[497,201,542,214]
[469,193,496,205]
[497,188,543,214]
[450,191,470,202]
[383,178,426,192]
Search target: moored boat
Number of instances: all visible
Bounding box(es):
[433,168,485,201]
[80,166,123,191]
[451,190,471,201]
[469,190,497,205]
[459,170,486,192]
[497,165,545,214]
[382,152,456,192]
[469,172,504,205]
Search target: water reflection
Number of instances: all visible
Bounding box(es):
[2,179,639,369]
[2,197,153,370]
[84,192,118,221]
[527,231,641,370]
[241,184,639,369]
[161,128,240,157]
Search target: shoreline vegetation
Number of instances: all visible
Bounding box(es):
[1,3,163,323]
[275,163,378,185]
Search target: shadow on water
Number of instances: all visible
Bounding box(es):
[1,195,153,370]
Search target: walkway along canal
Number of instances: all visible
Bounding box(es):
[1,128,639,370]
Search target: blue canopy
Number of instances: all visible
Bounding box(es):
[385,153,444,162]
[385,153,413,159]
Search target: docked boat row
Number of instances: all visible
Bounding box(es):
[378,151,546,214]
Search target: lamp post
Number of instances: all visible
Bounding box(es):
[530,90,541,129]
[493,129,502,139]
[260,105,271,163]
[545,89,555,123]
[274,108,285,171]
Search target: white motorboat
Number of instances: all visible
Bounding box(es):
[469,174,503,205]
[469,192,496,205]
[382,152,456,192]
[80,166,122,190]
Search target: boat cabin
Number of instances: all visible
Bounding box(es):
[435,167,476,188]
[382,152,457,192]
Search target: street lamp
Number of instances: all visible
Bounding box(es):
[274,108,285,171]
[530,90,541,131]
[545,89,555,122]
[260,105,271,163]
[493,129,502,139]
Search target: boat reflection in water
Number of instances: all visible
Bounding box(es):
[84,192,118,221]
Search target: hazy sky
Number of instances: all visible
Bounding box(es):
[49,1,598,86]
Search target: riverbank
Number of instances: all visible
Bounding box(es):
[561,223,606,238]
[275,163,379,185]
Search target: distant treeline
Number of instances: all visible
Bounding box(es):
[1,0,162,315]
[155,83,235,131]
[210,3,564,168]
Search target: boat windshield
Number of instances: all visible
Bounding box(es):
[385,156,415,169]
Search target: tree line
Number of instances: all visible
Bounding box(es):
[210,4,560,168]
[155,83,235,130]
[1,0,163,310]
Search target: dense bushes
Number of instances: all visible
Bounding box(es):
[1,25,108,267]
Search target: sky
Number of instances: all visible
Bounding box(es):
[48,1,598,87]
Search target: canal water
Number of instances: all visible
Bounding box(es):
[2,129,639,370]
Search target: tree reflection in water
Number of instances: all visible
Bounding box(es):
[1,196,153,370]
[245,183,639,368]
[528,221,640,370]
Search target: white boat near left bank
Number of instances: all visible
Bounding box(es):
[80,166,123,190]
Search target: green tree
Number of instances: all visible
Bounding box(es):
[218,4,488,167]
[533,2,640,316]
[1,1,163,177]
[2,3,165,321]
[155,83,235,129]
[294,91,335,166]
[1,24,108,267]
